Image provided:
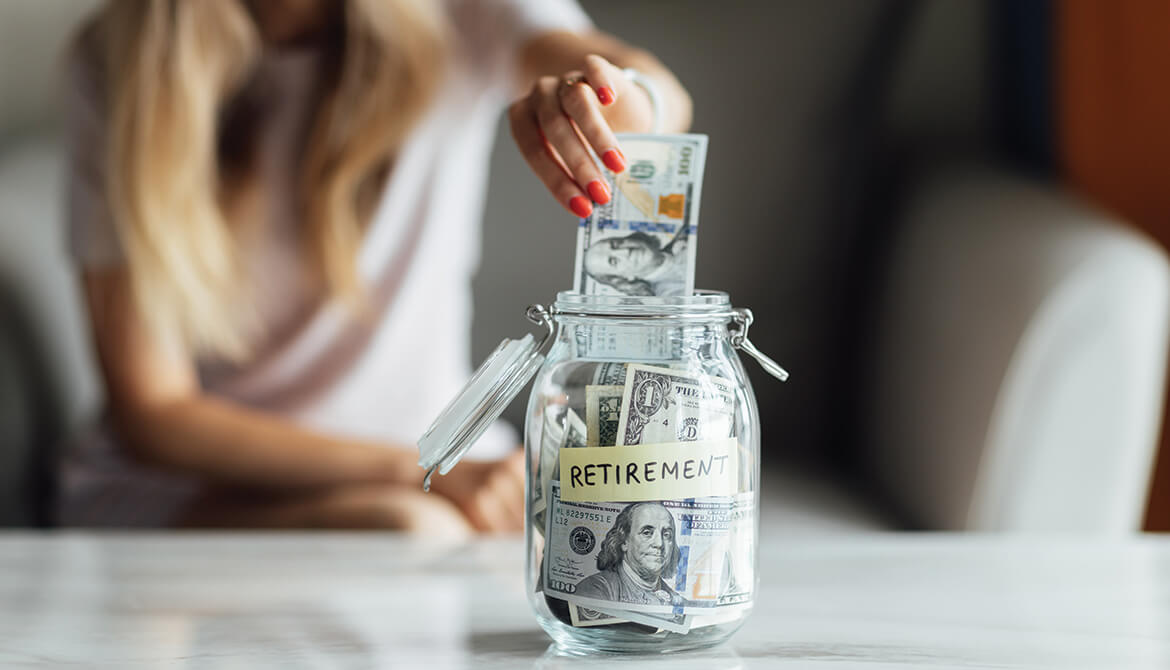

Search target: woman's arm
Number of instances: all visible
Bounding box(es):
[509,30,693,217]
[83,268,420,491]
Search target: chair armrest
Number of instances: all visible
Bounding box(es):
[864,166,1170,532]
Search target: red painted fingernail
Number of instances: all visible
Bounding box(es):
[587,180,610,205]
[569,195,593,218]
[602,149,626,173]
[596,86,615,105]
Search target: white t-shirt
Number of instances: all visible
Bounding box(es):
[59,0,591,525]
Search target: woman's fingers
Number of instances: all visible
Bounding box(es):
[509,82,592,218]
[511,58,631,217]
[582,54,618,107]
[488,480,523,533]
[476,455,523,533]
[468,485,510,533]
[492,481,524,532]
[464,455,525,534]
[537,76,611,207]
[495,452,526,531]
[558,68,626,178]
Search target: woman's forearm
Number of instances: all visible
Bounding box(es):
[114,395,422,490]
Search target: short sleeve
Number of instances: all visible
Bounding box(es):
[448,0,593,90]
[62,36,124,268]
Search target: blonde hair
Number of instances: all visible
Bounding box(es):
[92,0,447,359]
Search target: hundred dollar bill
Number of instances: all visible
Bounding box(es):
[585,385,623,447]
[542,481,754,617]
[615,364,736,446]
[573,133,708,297]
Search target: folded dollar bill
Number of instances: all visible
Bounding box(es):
[563,408,587,449]
[567,597,752,633]
[530,410,563,535]
[567,598,691,633]
[573,134,708,297]
[585,385,623,447]
[532,408,586,533]
[616,364,736,446]
[592,362,628,386]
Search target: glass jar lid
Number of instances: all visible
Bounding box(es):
[417,306,554,490]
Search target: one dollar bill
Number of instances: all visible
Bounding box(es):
[615,364,736,446]
[573,134,708,297]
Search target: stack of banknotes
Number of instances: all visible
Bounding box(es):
[535,135,753,634]
[532,362,754,634]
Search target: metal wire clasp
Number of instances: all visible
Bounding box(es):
[526,303,556,349]
[730,308,789,382]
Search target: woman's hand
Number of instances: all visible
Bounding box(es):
[509,54,654,219]
[428,450,526,533]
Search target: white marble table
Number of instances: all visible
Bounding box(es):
[1,533,1168,669]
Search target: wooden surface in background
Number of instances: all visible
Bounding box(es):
[1058,0,1170,530]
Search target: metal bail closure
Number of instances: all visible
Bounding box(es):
[731,308,789,382]
[417,305,555,491]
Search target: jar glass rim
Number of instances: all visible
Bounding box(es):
[551,290,733,318]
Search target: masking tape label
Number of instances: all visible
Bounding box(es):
[558,438,737,502]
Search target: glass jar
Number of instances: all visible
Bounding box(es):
[419,291,787,655]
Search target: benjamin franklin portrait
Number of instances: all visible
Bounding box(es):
[582,231,688,297]
[574,501,685,607]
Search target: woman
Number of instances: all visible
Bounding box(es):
[60,0,691,533]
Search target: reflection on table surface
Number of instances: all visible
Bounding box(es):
[1,533,1169,669]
